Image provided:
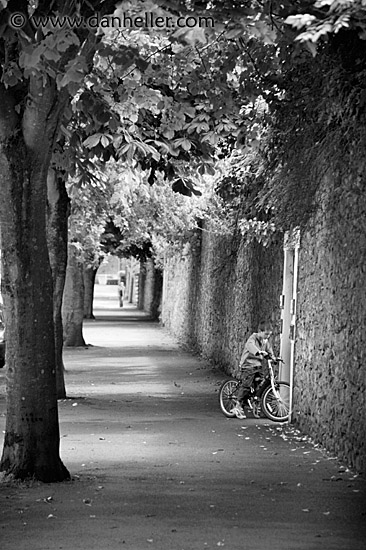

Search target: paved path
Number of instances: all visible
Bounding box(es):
[0,285,365,550]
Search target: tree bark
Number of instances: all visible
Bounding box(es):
[0,83,70,481]
[62,244,86,346]
[47,169,70,398]
[138,260,163,320]
[137,263,146,310]
[84,262,101,319]
[151,266,163,321]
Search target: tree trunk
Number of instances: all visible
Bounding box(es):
[0,83,70,481]
[62,244,86,346]
[138,260,163,320]
[84,262,101,319]
[47,169,70,398]
[137,263,146,310]
[151,266,163,321]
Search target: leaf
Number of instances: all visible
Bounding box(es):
[172,178,192,196]
[182,105,196,118]
[57,56,87,90]
[135,57,149,72]
[19,45,44,70]
[153,139,178,156]
[43,48,61,62]
[186,180,202,196]
[162,127,175,140]
[83,134,103,148]
[173,138,192,151]
[205,164,216,176]
[285,14,317,30]
[100,135,112,148]
[303,40,318,57]
[172,26,207,46]
[2,61,22,87]
[53,29,80,52]
[172,178,202,197]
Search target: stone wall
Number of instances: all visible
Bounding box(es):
[161,172,366,473]
[293,172,366,473]
[162,227,283,376]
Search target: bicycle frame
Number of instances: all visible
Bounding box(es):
[268,358,281,397]
[251,357,279,397]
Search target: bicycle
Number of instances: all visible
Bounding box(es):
[218,356,290,422]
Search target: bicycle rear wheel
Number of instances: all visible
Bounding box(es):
[218,379,240,417]
[261,381,290,422]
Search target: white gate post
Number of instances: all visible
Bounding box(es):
[280,230,300,421]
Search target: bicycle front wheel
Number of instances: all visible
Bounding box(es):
[261,381,290,422]
[218,379,240,417]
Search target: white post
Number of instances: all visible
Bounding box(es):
[280,230,300,422]
[288,235,300,422]
[280,245,294,382]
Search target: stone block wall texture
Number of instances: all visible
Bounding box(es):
[293,172,366,473]
[162,227,283,377]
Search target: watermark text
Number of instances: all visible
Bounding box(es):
[8,11,215,31]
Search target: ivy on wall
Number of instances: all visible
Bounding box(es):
[261,30,366,230]
[214,28,366,235]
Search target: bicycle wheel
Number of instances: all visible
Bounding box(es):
[218,379,240,417]
[261,381,290,422]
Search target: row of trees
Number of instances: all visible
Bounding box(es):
[0,0,365,481]
[63,159,212,345]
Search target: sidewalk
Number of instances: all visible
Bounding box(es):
[0,285,365,550]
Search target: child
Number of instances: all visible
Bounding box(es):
[232,322,274,419]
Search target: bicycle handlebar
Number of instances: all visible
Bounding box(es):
[267,356,284,364]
